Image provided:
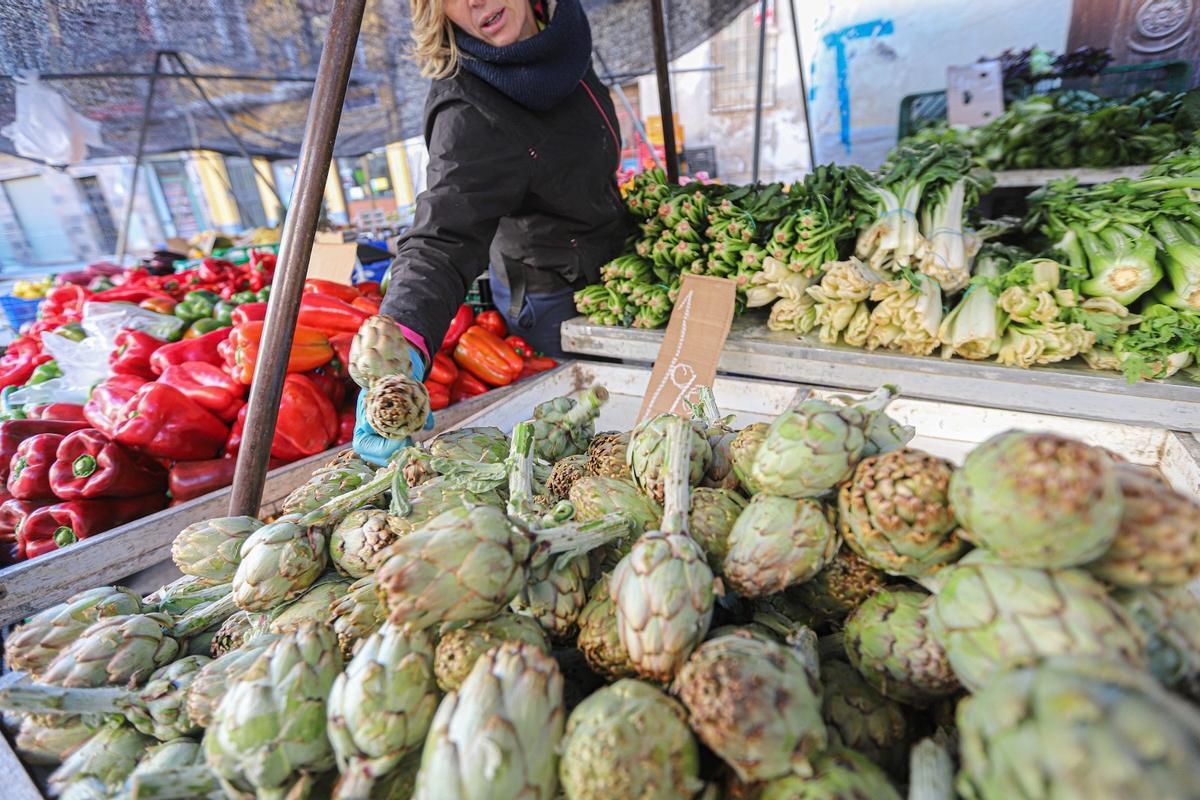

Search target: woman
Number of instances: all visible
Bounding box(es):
[355,0,629,464]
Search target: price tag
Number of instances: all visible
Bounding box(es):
[947,60,1004,128]
[637,274,737,423]
[305,242,358,285]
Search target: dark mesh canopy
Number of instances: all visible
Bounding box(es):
[0,0,754,160]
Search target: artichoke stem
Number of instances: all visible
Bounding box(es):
[332,762,377,800]
[560,386,609,429]
[301,466,398,527]
[532,512,632,564]
[171,593,237,639]
[660,415,693,536]
[0,684,126,716]
[695,386,722,425]
[507,421,537,525]
[907,738,954,800]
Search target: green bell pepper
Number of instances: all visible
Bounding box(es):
[212,301,237,326]
[0,386,25,420]
[255,286,271,303]
[174,290,221,324]
[230,291,258,305]
[53,322,87,342]
[28,361,62,386]
[187,318,230,337]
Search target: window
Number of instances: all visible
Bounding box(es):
[710,2,779,113]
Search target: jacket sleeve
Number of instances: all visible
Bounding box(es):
[379,101,530,358]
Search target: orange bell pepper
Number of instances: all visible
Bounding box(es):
[453,326,523,387]
[303,279,361,303]
[351,295,381,315]
[228,321,334,385]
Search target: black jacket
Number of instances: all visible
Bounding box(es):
[380,67,630,360]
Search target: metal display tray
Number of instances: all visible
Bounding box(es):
[561,315,1200,433]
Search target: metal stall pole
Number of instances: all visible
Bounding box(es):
[751,0,769,183]
[647,0,680,182]
[115,52,165,266]
[168,52,286,208]
[787,0,818,171]
[229,0,367,517]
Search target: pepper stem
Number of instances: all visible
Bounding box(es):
[53,526,77,547]
[72,455,98,478]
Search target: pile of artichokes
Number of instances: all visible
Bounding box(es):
[4,381,1200,800]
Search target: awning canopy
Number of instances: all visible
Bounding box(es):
[0,0,754,160]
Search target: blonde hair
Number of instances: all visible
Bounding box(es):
[409,0,461,79]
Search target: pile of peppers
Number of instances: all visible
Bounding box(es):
[429,305,558,409]
[0,256,383,565]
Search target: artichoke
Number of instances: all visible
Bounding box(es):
[673,631,826,782]
[1087,464,1200,588]
[349,314,414,388]
[49,721,150,795]
[15,713,101,765]
[723,494,839,597]
[956,657,1200,800]
[627,412,712,503]
[749,386,899,498]
[949,431,1122,568]
[267,574,352,634]
[928,561,1146,691]
[388,474,506,535]
[145,576,230,616]
[729,422,768,494]
[837,448,969,577]
[282,462,376,516]
[530,386,609,462]
[1114,586,1200,698]
[434,612,550,692]
[570,475,662,533]
[331,508,407,578]
[511,553,592,640]
[376,504,628,632]
[586,430,630,479]
[365,374,432,440]
[209,610,265,657]
[843,587,958,707]
[171,516,264,583]
[546,454,590,500]
[759,748,901,800]
[331,575,387,660]
[231,514,327,612]
[427,426,509,463]
[786,546,888,630]
[576,573,637,680]
[559,679,703,800]
[185,636,277,728]
[413,641,564,800]
[124,738,220,799]
[612,415,715,683]
[819,659,910,775]
[40,613,180,688]
[328,623,440,800]
[688,487,748,572]
[204,623,343,799]
[4,586,142,676]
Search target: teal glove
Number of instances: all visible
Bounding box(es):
[352,345,433,466]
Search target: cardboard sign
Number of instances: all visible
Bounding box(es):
[305,242,358,285]
[163,237,191,256]
[637,274,737,424]
[315,230,354,244]
[947,61,1004,127]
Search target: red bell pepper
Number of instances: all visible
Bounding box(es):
[0,420,89,485]
[150,327,232,375]
[504,335,533,358]
[297,294,372,335]
[84,375,146,439]
[273,374,338,461]
[19,495,166,559]
[454,326,524,387]
[50,429,167,500]
[475,310,508,339]
[231,302,268,325]
[451,371,489,404]
[304,368,347,409]
[0,498,53,565]
[355,281,383,299]
[426,380,451,410]
[114,383,229,460]
[27,403,89,422]
[40,286,91,320]
[0,336,52,389]
[91,286,177,306]
[337,405,356,445]
[198,258,237,284]
[518,355,558,381]
[304,279,361,303]
[351,296,381,315]
[247,252,276,292]
[110,329,166,380]
[8,433,67,500]
[158,362,246,422]
[430,352,459,385]
[327,332,353,381]
[441,305,475,352]
[168,458,235,503]
[229,321,333,385]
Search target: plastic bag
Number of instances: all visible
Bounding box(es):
[0,73,103,166]
[8,377,91,407]
[83,302,184,343]
[40,330,112,390]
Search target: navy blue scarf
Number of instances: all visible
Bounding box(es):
[454,0,593,111]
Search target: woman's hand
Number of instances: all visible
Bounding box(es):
[351,345,434,466]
